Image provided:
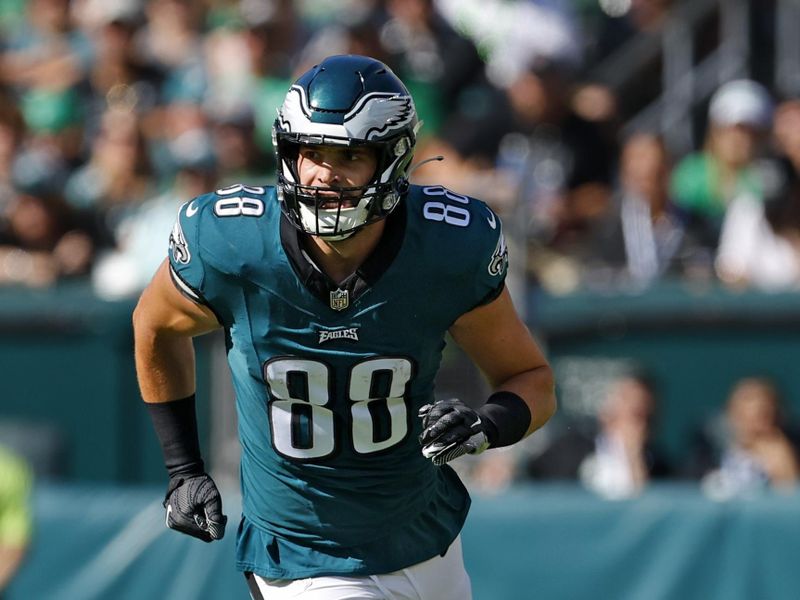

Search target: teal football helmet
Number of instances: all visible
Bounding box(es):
[273,55,418,239]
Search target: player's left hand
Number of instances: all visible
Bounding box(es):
[163,473,228,543]
[419,399,491,466]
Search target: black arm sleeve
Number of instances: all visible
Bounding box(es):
[145,394,205,477]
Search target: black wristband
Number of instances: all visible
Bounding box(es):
[478,391,532,449]
[145,394,205,477]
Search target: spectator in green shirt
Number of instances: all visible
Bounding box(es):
[670,79,774,249]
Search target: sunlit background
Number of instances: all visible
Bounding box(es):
[2,1,800,599]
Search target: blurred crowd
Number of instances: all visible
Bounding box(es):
[1,0,799,298]
[2,0,800,510]
[461,371,800,500]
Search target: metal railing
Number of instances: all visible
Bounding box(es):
[591,0,800,155]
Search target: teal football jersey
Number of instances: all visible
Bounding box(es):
[168,182,509,578]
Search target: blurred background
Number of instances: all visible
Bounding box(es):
[3,0,800,598]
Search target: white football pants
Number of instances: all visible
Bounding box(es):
[245,535,472,600]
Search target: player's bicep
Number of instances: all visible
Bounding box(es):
[449,286,549,388]
[134,259,221,338]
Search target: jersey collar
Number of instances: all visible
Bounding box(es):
[280,201,407,309]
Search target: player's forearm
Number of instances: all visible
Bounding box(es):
[133,320,197,403]
[494,364,557,436]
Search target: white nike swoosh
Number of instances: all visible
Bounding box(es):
[186,201,198,217]
[486,211,496,229]
[165,504,172,527]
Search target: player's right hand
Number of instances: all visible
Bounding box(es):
[163,473,227,542]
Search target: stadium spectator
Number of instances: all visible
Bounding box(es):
[64,106,153,246]
[0,444,32,596]
[0,186,95,287]
[689,377,800,498]
[379,0,486,137]
[143,99,213,180]
[0,0,92,95]
[767,99,800,240]
[670,79,776,251]
[0,0,90,173]
[7,0,800,299]
[434,0,582,91]
[208,109,269,184]
[714,98,800,290]
[714,168,800,291]
[584,132,701,289]
[526,373,672,499]
[77,0,158,140]
[581,0,673,121]
[134,55,555,599]
[91,145,217,299]
[296,4,388,71]
[492,58,617,292]
[207,1,308,169]
[773,99,800,175]
[588,0,673,62]
[134,0,207,105]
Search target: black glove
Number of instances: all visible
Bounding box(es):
[164,473,227,543]
[419,399,494,466]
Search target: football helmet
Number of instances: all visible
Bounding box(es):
[273,55,418,239]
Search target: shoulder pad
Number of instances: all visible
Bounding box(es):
[170,184,277,280]
[406,184,508,280]
[182,183,272,220]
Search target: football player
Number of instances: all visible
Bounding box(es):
[133,54,556,600]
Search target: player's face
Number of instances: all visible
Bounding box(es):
[297,145,377,206]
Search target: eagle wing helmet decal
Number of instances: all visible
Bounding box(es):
[278,86,310,133]
[278,89,415,141]
[345,94,415,140]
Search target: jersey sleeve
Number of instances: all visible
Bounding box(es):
[168,197,207,303]
[167,192,235,324]
[167,184,275,325]
[411,185,509,320]
[469,201,509,309]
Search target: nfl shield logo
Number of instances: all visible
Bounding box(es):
[330,288,349,311]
